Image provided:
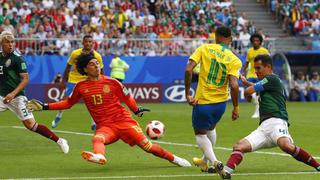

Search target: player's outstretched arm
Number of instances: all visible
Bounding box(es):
[27,99,49,111]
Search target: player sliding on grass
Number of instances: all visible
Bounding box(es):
[27,52,191,167]
[218,54,320,179]
[0,31,69,154]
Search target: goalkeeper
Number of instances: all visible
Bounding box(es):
[27,52,191,167]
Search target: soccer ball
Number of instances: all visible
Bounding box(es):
[145,120,165,140]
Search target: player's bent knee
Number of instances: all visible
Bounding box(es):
[233,139,251,152]
[23,119,37,131]
[279,141,295,154]
[92,134,106,144]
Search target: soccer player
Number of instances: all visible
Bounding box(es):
[219,54,320,179]
[184,26,242,175]
[241,33,269,118]
[0,31,69,154]
[27,53,191,167]
[52,35,104,130]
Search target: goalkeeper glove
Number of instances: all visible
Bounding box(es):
[134,107,150,117]
[26,99,49,111]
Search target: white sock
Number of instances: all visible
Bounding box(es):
[56,111,63,118]
[201,155,208,163]
[207,129,217,147]
[252,93,259,114]
[195,135,217,164]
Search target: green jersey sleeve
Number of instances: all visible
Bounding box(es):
[16,56,28,74]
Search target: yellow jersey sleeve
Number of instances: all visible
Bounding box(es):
[189,45,204,64]
[228,55,242,78]
[67,49,79,66]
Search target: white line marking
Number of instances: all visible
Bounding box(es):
[0,171,319,180]
[5,126,320,159]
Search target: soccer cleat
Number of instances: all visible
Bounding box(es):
[171,155,191,167]
[81,151,106,165]
[213,161,231,179]
[52,116,62,128]
[316,166,320,172]
[251,112,259,119]
[57,138,69,154]
[192,157,216,173]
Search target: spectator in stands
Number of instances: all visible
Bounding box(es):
[290,5,301,34]
[18,2,31,19]
[308,71,320,102]
[114,4,128,33]
[280,0,291,32]
[2,18,15,34]
[302,5,312,20]
[56,33,71,56]
[0,8,9,25]
[239,28,251,48]
[294,71,308,102]
[238,12,248,28]
[310,13,320,32]
[4,0,262,56]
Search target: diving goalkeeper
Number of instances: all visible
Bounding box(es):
[27,52,191,167]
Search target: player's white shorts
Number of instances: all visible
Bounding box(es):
[245,117,293,151]
[0,95,34,120]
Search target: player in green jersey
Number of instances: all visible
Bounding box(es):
[0,31,69,154]
[217,54,320,179]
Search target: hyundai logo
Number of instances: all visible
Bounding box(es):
[165,85,195,102]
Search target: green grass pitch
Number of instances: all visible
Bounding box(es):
[0,102,319,180]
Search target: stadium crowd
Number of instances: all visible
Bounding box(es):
[290,71,320,102]
[261,0,320,49]
[0,0,264,56]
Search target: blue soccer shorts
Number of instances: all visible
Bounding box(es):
[66,82,76,96]
[192,101,227,130]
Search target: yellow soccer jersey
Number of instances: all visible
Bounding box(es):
[190,44,242,104]
[67,48,104,83]
[246,47,269,78]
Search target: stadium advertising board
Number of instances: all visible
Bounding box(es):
[124,84,162,103]
[26,83,245,103]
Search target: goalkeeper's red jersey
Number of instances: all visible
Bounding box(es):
[49,76,139,127]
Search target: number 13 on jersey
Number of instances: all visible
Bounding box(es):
[92,94,103,105]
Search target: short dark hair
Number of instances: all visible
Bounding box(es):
[254,54,272,67]
[83,35,93,41]
[250,33,263,44]
[76,52,96,75]
[215,26,231,38]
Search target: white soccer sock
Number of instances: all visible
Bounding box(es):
[56,110,63,118]
[206,129,217,147]
[251,93,258,105]
[201,155,208,163]
[195,135,217,164]
[252,93,259,113]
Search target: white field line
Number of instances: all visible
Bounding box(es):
[0,171,319,180]
[5,126,320,159]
